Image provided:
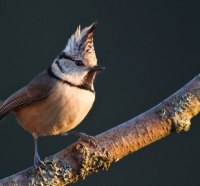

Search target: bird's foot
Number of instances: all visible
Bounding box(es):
[64,131,97,148]
[34,152,45,170]
[78,132,97,148]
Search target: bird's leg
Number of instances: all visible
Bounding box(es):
[33,136,44,167]
[62,131,97,147]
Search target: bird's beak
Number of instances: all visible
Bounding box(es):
[90,65,105,72]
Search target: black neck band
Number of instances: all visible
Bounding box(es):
[47,66,95,93]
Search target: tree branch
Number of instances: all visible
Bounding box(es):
[0,74,200,186]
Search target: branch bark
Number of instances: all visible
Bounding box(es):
[0,74,200,186]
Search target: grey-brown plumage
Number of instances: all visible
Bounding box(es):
[0,22,104,166]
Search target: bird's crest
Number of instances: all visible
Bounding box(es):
[64,22,97,65]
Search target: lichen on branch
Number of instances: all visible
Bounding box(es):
[0,74,200,186]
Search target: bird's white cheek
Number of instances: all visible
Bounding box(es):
[64,70,88,85]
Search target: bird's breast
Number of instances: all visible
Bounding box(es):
[15,83,95,136]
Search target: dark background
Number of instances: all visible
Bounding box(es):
[0,0,200,185]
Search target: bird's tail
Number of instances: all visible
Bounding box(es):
[0,100,6,122]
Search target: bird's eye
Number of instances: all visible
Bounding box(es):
[75,60,84,66]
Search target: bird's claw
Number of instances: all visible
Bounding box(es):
[78,133,97,148]
[34,153,45,170]
[67,131,97,148]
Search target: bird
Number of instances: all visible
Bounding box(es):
[0,22,105,166]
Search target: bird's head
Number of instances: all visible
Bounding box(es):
[51,22,104,90]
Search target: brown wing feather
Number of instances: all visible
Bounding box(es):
[0,100,6,121]
[0,70,56,122]
[0,100,4,107]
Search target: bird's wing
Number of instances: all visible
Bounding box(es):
[0,70,56,122]
[0,100,4,107]
[0,100,6,121]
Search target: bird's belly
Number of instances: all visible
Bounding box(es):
[15,84,95,136]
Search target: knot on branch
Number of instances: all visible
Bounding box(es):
[72,143,111,181]
[171,92,194,132]
[29,156,72,185]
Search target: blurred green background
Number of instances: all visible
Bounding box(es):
[0,0,200,185]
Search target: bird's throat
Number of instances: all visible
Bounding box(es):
[47,66,95,93]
